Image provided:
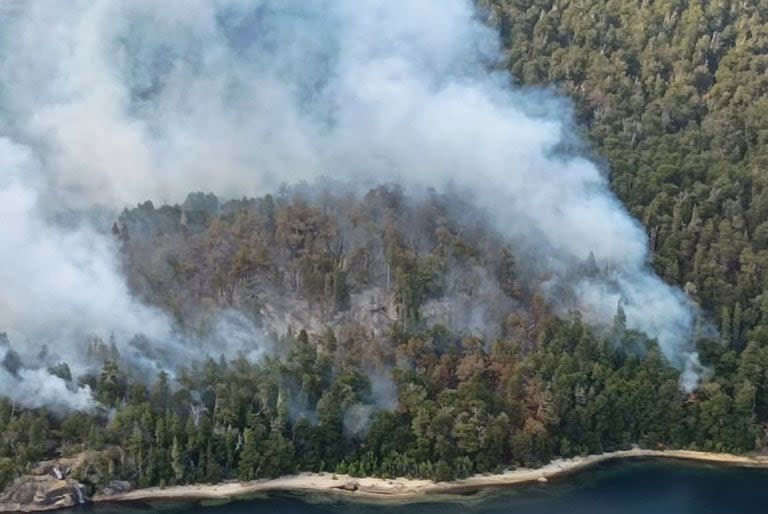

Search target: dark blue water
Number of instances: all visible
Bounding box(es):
[85,460,768,514]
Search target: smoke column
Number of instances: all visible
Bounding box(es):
[0,0,702,408]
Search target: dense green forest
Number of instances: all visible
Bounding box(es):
[1,187,766,495]
[483,0,768,348]
[4,0,768,497]
[1,312,761,492]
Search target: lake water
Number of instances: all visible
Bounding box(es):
[85,460,768,514]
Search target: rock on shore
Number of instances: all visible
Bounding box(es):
[0,475,86,512]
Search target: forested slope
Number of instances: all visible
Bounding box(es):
[0,187,762,496]
[484,0,768,383]
[3,0,768,499]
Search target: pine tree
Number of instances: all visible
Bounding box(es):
[613,302,627,332]
[171,435,186,484]
[733,302,743,349]
[150,372,170,413]
[129,424,144,480]
[205,440,222,483]
[224,428,237,473]
[238,428,259,481]
[721,305,733,346]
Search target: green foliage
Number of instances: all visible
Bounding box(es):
[7,6,768,484]
[484,0,768,354]
[0,458,15,492]
[9,313,760,490]
[237,428,259,481]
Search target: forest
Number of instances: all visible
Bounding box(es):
[1,184,765,494]
[482,0,768,347]
[3,0,768,497]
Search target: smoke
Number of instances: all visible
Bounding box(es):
[0,138,175,409]
[209,309,273,363]
[0,334,93,412]
[343,368,398,438]
[0,140,171,343]
[0,0,703,409]
[0,136,270,408]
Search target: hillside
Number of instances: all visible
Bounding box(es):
[485,0,768,348]
[0,187,762,498]
[2,0,768,506]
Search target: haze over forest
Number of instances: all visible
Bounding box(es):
[1,0,768,505]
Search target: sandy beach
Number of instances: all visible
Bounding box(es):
[93,448,768,504]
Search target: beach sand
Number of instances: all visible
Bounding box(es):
[93,448,768,504]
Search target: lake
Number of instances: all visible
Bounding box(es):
[84,460,768,514]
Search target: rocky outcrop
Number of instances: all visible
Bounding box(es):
[97,480,133,497]
[0,476,86,512]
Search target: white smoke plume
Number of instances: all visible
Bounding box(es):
[0,0,702,409]
[0,339,93,412]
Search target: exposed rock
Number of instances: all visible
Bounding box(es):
[333,481,359,492]
[0,476,86,512]
[97,480,133,497]
[30,456,87,479]
[231,282,397,339]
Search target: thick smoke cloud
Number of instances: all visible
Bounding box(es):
[0,138,175,408]
[0,0,703,408]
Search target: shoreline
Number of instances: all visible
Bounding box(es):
[92,448,768,505]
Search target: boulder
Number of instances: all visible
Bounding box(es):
[334,481,359,492]
[30,456,85,479]
[97,480,133,497]
[0,476,86,512]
